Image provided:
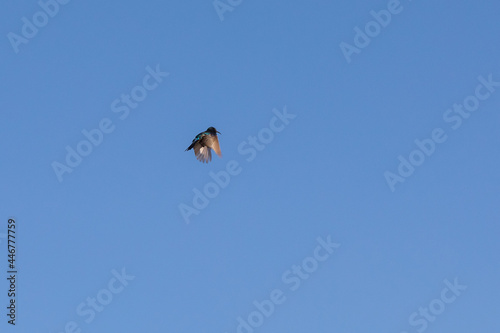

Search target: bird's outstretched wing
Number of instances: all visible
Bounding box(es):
[193,142,212,163]
[204,135,222,157]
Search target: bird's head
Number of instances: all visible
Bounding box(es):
[207,127,221,135]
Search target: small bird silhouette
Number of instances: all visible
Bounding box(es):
[185,127,222,163]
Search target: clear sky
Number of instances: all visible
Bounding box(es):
[1,0,499,332]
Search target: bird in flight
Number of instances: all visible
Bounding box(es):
[185,127,222,163]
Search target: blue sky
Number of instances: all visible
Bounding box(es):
[1,0,499,332]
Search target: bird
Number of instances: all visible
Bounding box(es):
[185,127,222,163]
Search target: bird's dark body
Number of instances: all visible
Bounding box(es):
[186,133,206,151]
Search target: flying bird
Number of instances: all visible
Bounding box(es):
[185,127,222,163]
